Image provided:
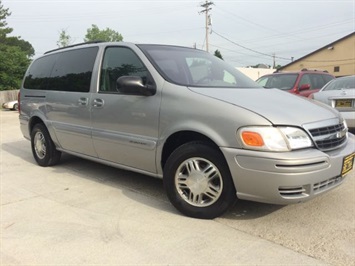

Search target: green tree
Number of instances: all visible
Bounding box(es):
[214,49,223,60]
[0,0,12,38]
[0,0,32,90]
[3,36,35,57]
[57,29,72,47]
[0,44,30,90]
[84,24,123,42]
[250,63,270,68]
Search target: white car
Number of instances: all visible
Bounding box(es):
[2,100,18,111]
[311,75,355,131]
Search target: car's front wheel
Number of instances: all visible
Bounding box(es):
[31,123,61,166]
[164,142,236,219]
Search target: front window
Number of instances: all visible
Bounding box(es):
[100,46,149,93]
[138,44,259,88]
[299,74,313,89]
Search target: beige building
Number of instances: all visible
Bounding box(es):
[279,32,355,77]
[236,67,275,81]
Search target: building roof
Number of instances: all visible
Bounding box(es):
[278,31,355,71]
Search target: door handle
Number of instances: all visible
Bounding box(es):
[78,97,88,106]
[93,98,104,108]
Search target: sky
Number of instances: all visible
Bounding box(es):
[3,0,355,67]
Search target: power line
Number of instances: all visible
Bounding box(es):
[212,30,355,63]
[214,5,353,45]
[212,30,291,60]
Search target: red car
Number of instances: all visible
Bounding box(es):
[256,69,335,97]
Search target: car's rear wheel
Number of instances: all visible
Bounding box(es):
[13,103,18,111]
[164,141,236,219]
[31,123,61,166]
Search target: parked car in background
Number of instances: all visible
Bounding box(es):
[310,75,355,132]
[256,69,334,97]
[2,100,18,111]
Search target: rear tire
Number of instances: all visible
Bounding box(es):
[31,123,61,166]
[164,141,236,219]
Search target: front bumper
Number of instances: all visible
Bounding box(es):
[221,133,355,205]
[2,103,12,109]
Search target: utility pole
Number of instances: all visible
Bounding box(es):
[199,1,213,52]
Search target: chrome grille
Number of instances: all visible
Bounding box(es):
[314,136,347,150]
[309,123,345,137]
[307,122,347,150]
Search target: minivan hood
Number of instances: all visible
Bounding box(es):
[189,87,339,126]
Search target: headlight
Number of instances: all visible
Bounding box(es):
[238,126,313,151]
[343,118,348,130]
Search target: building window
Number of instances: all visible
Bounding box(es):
[334,66,340,72]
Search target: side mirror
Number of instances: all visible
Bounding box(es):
[299,84,311,91]
[116,76,156,96]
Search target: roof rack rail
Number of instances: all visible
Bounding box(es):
[44,40,105,54]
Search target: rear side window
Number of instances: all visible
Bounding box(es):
[49,47,98,92]
[300,74,334,90]
[23,47,98,92]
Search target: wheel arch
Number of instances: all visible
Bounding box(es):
[27,115,60,147]
[28,116,45,134]
[161,130,220,170]
[162,137,236,218]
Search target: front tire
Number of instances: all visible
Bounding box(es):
[31,123,61,166]
[164,142,236,219]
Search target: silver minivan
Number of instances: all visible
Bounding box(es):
[19,42,355,219]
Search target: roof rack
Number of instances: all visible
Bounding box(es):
[44,40,105,54]
[301,68,329,73]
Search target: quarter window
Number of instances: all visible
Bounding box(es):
[24,54,57,90]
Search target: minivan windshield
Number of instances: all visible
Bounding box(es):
[138,44,260,88]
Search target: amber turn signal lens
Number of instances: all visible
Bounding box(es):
[241,131,264,146]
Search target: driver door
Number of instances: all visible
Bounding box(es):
[91,46,160,174]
